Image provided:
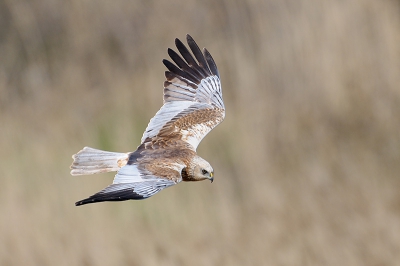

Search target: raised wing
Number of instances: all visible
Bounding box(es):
[141,35,225,151]
[75,163,183,206]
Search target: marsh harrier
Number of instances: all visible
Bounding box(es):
[71,35,224,206]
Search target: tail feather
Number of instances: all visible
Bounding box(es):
[70,147,129,176]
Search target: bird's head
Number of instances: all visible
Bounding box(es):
[192,156,214,183]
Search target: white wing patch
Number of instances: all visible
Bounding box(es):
[110,162,183,198]
[195,75,224,109]
[141,101,194,143]
[130,179,177,198]
[113,162,184,184]
[141,75,224,149]
[113,164,145,184]
[93,178,178,199]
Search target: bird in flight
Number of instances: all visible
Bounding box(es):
[71,35,225,206]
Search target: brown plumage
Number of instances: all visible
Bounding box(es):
[70,35,224,206]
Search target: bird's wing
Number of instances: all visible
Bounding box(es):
[141,34,225,151]
[75,162,184,206]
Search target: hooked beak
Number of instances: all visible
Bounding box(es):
[210,172,214,183]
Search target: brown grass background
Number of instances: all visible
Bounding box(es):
[1,0,400,265]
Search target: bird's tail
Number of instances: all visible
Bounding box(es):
[70,147,129,176]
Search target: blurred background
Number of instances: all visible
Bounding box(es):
[1,0,400,265]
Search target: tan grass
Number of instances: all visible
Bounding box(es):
[1,0,400,265]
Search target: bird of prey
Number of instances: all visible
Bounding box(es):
[71,35,225,206]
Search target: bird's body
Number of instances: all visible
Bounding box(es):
[71,35,224,206]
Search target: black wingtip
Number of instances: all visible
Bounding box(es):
[75,198,95,206]
[163,34,219,86]
[186,34,194,43]
[175,37,182,47]
[203,48,220,77]
[75,201,86,206]
[167,48,174,57]
[75,189,146,206]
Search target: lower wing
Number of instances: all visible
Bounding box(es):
[75,178,177,206]
[75,164,182,206]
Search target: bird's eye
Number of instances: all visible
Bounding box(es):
[202,169,208,175]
